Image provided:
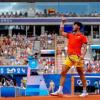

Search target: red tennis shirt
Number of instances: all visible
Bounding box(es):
[66,32,88,56]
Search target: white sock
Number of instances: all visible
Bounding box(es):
[83,89,87,93]
[58,86,63,92]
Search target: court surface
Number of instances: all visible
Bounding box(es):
[0,95,100,100]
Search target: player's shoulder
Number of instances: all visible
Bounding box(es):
[79,32,86,37]
[67,32,73,36]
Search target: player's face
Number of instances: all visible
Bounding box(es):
[73,24,80,32]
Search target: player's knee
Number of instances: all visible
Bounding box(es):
[61,72,66,76]
[61,70,66,76]
[61,65,69,76]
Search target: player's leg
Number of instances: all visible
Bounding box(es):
[76,67,87,90]
[76,67,88,97]
[50,65,70,96]
[51,56,73,96]
[60,65,70,85]
[58,65,70,92]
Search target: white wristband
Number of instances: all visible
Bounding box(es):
[61,16,66,21]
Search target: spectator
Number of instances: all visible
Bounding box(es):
[48,80,55,93]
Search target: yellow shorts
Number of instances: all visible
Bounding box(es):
[63,55,84,67]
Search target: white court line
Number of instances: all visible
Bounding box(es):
[63,95,78,97]
[74,76,100,78]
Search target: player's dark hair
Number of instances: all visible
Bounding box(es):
[74,22,83,29]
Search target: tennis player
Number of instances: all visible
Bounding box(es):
[51,17,88,97]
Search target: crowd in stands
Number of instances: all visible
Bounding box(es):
[0,11,28,18]
[0,34,100,74]
[84,60,100,73]
[0,35,33,66]
[0,9,100,18]
[35,9,100,17]
[0,33,55,66]
[38,57,55,74]
[40,33,55,50]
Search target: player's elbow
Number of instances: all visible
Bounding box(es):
[60,31,64,36]
[61,32,66,37]
[59,30,64,35]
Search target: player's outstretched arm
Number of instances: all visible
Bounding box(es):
[59,16,68,37]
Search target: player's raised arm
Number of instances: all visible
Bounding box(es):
[59,16,68,37]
